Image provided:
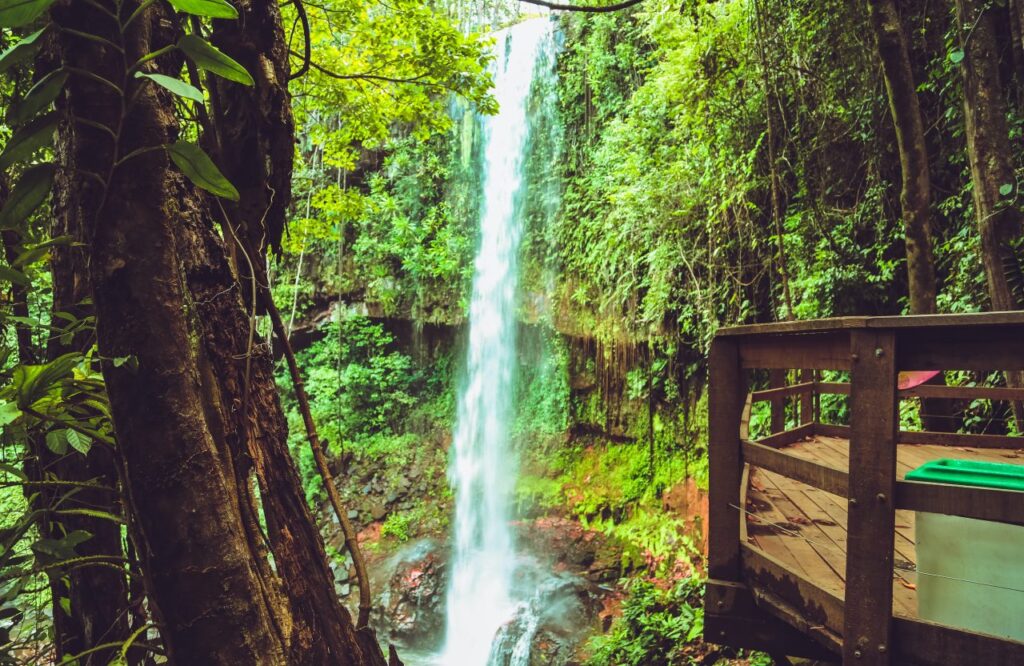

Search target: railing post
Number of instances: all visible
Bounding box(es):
[769,368,786,433]
[800,368,815,425]
[708,336,745,582]
[844,329,898,664]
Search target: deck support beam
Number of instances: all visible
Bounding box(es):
[843,330,898,664]
[708,338,745,582]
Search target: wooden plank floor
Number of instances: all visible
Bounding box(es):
[743,434,1024,620]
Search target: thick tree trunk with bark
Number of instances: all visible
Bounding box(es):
[867,0,958,432]
[51,2,288,662]
[49,1,388,663]
[955,0,1024,427]
[867,0,938,316]
[955,0,1024,311]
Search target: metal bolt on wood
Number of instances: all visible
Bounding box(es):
[876,493,887,502]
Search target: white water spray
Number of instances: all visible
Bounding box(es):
[440,18,555,666]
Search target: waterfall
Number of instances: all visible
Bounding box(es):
[439,18,557,666]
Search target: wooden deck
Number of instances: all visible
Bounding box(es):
[743,434,1024,622]
[704,313,1024,665]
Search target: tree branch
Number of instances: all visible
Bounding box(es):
[288,0,312,81]
[295,53,446,88]
[517,0,645,12]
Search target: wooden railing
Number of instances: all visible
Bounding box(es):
[705,312,1024,665]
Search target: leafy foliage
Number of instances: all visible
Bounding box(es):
[586,578,705,666]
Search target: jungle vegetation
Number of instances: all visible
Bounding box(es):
[0,0,1022,664]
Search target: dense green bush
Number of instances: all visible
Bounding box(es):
[586,578,704,666]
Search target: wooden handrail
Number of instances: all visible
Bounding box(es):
[741,439,849,497]
[900,383,1024,401]
[754,380,1024,402]
[751,381,815,402]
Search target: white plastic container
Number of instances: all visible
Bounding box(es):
[916,511,1024,641]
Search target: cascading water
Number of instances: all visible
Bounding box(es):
[439,18,557,666]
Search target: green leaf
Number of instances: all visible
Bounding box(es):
[177,34,254,86]
[55,508,124,524]
[167,0,238,19]
[0,163,55,230]
[0,401,20,427]
[0,27,47,73]
[59,597,70,616]
[949,49,965,64]
[7,70,67,126]
[9,352,81,408]
[999,183,1014,196]
[11,243,49,267]
[167,141,240,200]
[112,355,137,369]
[0,264,30,286]
[31,529,91,564]
[0,0,55,27]
[0,110,57,169]
[134,71,205,103]
[45,429,68,455]
[65,428,91,454]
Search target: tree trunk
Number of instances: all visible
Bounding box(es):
[867,0,938,316]
[50,1,387,663]
[52,2,289,662]
[955,0,1024,427]
[868,0,959,432]
[4,173,132,663]
[955,0,1023,311]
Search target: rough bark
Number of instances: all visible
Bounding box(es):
[208,0,294,257]
[955,0,1024,428]
[203,0,384,655]
[955,0,1024,311]
[866,0,958,431]
[867,0,938,316]
[45,98,141,665]
[51,2,289,662]
[50,1,387,663]
[175,192,379,664]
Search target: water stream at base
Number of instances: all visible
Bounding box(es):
[437,18,558,666]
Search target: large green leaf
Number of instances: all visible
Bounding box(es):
[0,163,54,230]
[167,0,238,19]
[31,530,91,565]
[6,70,67,126]
[0,110,57,169]
[0,0,55,27]
[134,72,204,103]
[167,142,240,200]
[9,352,81,409]
[64,428,91,455]
[44,428,67,455]
[177,34,253,86]
[0,27,46,73]
[0,401,20,427]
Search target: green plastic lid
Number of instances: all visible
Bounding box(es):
[906,459,1024,491]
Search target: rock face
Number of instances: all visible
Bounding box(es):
[513,517,623,583]
[370,539,449,653]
